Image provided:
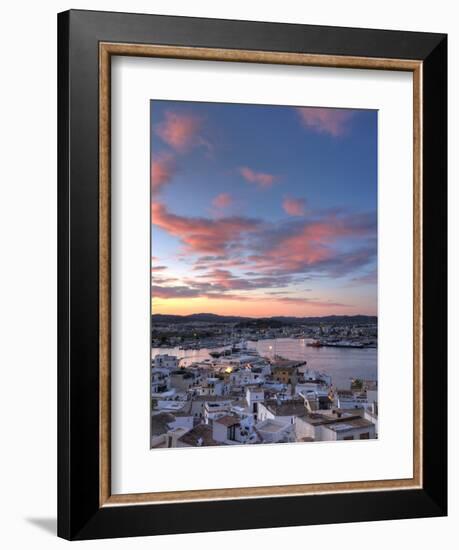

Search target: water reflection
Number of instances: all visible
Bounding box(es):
[152,337,377,389]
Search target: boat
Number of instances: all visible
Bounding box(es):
[323,340,364,349]
[307,340,323,348]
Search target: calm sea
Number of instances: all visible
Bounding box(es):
[152,337,377,390]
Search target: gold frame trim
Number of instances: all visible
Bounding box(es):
[99,43,423,507]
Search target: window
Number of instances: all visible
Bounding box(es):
[343,435,354,440]
[360,432,370,440]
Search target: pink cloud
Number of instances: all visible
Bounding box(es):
[151,283,250,302]
[151,203,260,254]
[283,197,306,216]
[151,153,175,192]
[152,285,201,299]
[296,107,353,137]
[212,193,233,209]
[249,213,376,276]
[156,111,201,152]
[239,166,278,188]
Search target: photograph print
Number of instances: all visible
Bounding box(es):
[150,100,378,449]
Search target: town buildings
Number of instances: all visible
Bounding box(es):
[150,344,378,448]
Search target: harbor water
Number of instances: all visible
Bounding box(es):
[152,337,377,389]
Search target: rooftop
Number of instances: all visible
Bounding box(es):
[325,417,374,432]
[256,419,289,433]
[264,399,306,417]
[300,412,372,428]
[215,415,241,427]
[177,424,219,447]
[192,395,233,402]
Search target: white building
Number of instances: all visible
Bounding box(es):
[255,418,293,443]
[245,386,265,419]
[155,400,188,413]
[195,377,225,397]
[262,381,286,392]
[151,367,171,396]
[295,411,376,442]
[168,412,194,432]
[257,399,306,425]
[295,381,328,395]
[212,414,257,445]
[150,412,191,449]
[204,400,233,424]
[189,396,234,419]
[229,368,264,386]
[336,390,370,409]
[245,386,264,408]
[320,418,376,441]
[297,366,332,387]
[364,408,378,436]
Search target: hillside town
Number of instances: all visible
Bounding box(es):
[151,339,378,449]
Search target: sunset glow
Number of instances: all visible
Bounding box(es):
[151,101,377,318]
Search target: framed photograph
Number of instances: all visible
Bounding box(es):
[58,10,447,540]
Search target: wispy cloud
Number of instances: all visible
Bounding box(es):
[194,269,293,292]
[239,166,278,189]
[152,277,350,309]
[153,201,376,281]
[151,153,175,192]
[152,285,202,299]
[156,111,202,152]
[350,268,377,285]
[247,212,376,277]
[296,107,354,137]
[283,197,306,216]
[212,193,233,209]
[151,202,261,254]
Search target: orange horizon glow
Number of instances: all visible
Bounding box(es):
[152,297,376,318]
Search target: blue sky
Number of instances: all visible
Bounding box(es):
[150,100,377,317]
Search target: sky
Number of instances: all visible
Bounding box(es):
[151,100,377,318]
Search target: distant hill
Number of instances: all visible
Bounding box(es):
[151,313,245,324]
[270,315,377,325]
[151,313,377,326]
[235,318,286,329]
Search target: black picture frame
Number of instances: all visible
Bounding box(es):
[58,9,447,540]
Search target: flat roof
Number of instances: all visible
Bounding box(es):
[323,417,374,431]
[300,412,367,427]
[256,419,288,433]
[215,415,241,427]
[264,399,306,416]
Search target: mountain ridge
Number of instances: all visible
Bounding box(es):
[151,313,377,325]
